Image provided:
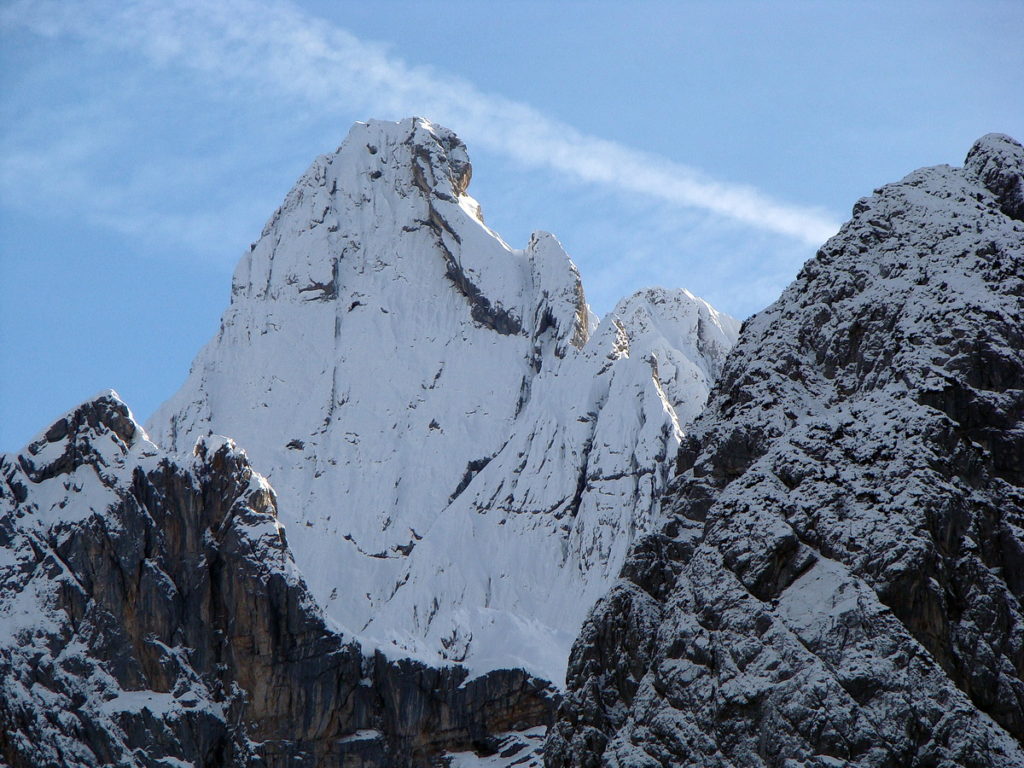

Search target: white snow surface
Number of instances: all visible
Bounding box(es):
[148,117,738,683]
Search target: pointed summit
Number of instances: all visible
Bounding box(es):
[18,390,143,484]
[148,118,737,680]
[227,117,587,345]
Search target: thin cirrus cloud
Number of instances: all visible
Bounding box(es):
[3,0,841,247]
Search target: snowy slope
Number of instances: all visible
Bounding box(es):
[148,117,737,682]
[361,286,735,679]
[548,134,1024,766]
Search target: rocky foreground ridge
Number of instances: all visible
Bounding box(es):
[0,394,554,767]
[547,134,1024,766]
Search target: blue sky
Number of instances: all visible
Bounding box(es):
[1,0,1022,451]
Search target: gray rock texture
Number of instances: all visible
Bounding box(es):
[546,134,1024,766]
[0,393,554,767]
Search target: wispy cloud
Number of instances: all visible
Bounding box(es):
[2,0,840,245]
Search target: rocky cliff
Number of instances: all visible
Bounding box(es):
[0,393,554,767]
[546,134,1024,766]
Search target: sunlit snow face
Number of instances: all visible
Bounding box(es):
[143,117,741,683]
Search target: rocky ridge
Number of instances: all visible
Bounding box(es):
[546,134,1024,766]
[0,393,555,767]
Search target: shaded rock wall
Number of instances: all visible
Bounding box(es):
[0,394,555,768]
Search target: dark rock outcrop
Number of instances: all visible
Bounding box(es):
[547,135,1024,766]
[0,393,555,767]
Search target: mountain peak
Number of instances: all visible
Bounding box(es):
[148,117,739,681]
[343,117,474,198]
[964,132,1024,219]
[19,390,143,483]
[229,116,523,323]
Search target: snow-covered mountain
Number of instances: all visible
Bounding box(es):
[8,117,1018,768]
[547,134,1024,766]
[148,117,738,682]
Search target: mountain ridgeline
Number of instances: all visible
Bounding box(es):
[0,394,553,767]
[1,122,1022,767]
[547,133,1024,767]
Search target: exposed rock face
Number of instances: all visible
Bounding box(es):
[547,134,1024,766]
[0,393,554,767]
[147,117,738,681]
